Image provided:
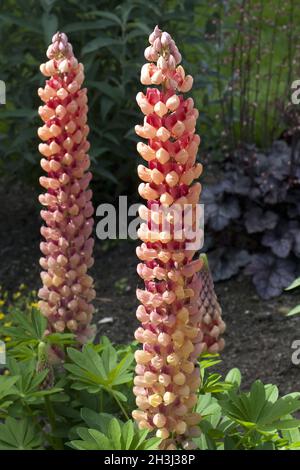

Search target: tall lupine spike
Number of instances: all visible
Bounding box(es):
[133,26,213,449]
[38,32,96,346]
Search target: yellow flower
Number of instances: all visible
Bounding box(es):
[4,322,12,327]
[0,300,5,307]
[0,313,5,320]
[19,283,26,291]
[4,336,11,342]
[30,302,39,309]
[13,292,21,300]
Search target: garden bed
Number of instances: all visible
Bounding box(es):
[1,182,299,394]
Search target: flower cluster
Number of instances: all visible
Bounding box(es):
[38,32,95,344]
[133,26,223,449]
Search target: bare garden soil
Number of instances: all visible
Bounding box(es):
[1,183,299,394]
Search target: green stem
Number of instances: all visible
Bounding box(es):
[23,401,52,448]
[113,392,129,421]
[44,396,64,450]
[99,389,103,412]
[235,428,253,450]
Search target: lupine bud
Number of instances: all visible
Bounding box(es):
[38,32,95,346]
[133,26,209,449]
[36,341,54,389]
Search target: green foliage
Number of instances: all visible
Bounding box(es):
[0,307,300,450]
[196,356,300,450]
[65,339,134,404]
[194,0,300,152]
[0,0,200,199]
[286,277,300,316]
[69,411,160,450]
[0,417,43,450]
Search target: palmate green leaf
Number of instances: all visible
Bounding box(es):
[108,418,121,448]
[0,309,46,344]
[121,420,134,449]
[69,427,113,450]
[0,418,43,450]
[287,305,300,316]
[259,419,300,432]
[282,414,300,446]
[64,363,105,389]
[80,408,113,433]
[201,372,232,394]
[108,352,134,386]
[199,354,222,381]
[249,381,267,422]
[265,384,279,403]
[285,277,300,290]
[101,337,118,372]
[68,417,161,451]
[225,368,242,388]
[0,375,19,401]
[31,310,47,339]
[0,400,14,414]
[45,332,75,346]
[6,358,62,401]
[87,429,113,450]
[220,380,300,434]
[65,343,133,396]
[66,345,107,379]
[255,442,276,450]
[142,437,162,450]
[196,393,222,427]
[259,396,300,425]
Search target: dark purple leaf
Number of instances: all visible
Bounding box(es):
[221,172,251,196]
[289,221,300,256]
[244,207,278,234]
[268,140,291,181]
[202,187,240,231]
[209,248,250,281]
[245,254,296,299]
[262,229,293,258]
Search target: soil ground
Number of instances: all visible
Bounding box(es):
[1,183,299,394]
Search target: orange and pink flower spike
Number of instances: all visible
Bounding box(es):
[38,32,96,345]
[133,25,209,449]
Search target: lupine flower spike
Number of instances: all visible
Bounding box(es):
[38,32,96,347]
[133,26,225,449]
